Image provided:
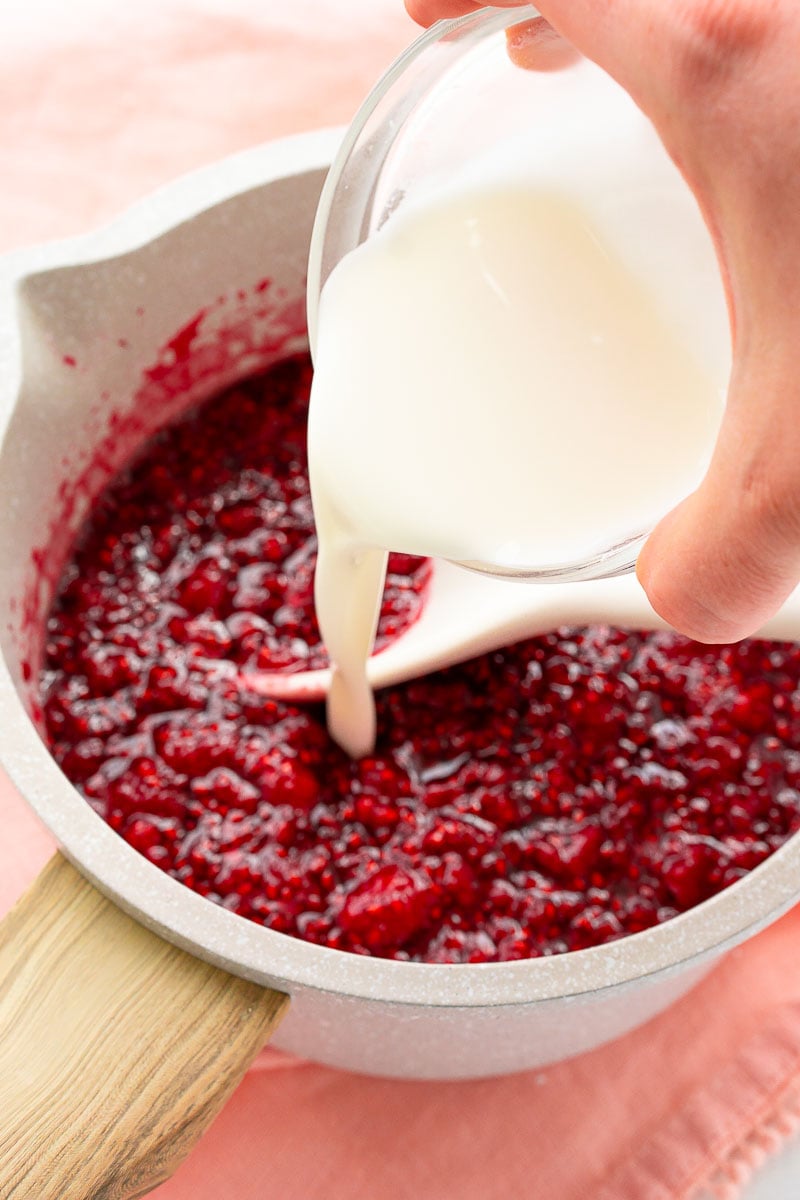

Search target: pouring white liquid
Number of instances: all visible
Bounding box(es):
[308,186,725,758]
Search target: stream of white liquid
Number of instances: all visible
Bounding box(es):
[308,183,725,759]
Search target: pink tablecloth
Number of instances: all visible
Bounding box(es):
[4,5,800,1198]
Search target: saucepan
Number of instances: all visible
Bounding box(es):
[2,129,800,1200]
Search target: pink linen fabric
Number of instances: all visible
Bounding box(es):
[2,3,800,1197]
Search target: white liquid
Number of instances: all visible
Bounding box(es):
[308,187,725,758]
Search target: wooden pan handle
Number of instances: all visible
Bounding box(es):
[0,853,288,1199]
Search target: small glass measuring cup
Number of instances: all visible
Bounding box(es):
[306,6,730,584]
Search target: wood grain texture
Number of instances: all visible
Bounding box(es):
[0,853,288,1199]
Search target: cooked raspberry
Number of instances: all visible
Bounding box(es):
[338,864,439,953]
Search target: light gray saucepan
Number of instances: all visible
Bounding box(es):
[2,130,800,1199]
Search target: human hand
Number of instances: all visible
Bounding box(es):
[406,0,800,645]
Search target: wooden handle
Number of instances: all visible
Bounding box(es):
[0,853,288,1200]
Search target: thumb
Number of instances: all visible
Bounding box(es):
[637,348,800,643]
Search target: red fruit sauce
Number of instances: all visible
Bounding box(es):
[41,353,800,962]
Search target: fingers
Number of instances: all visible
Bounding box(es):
[405,2,651,96]
[405,0,528,28]
[405,1,580,73]
[405,1,483,26]
[638,354,800,643]
[506,17,582,71]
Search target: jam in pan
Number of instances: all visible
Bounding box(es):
[41,355,800,962]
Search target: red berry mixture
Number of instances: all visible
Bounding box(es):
[41,354,800,962]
